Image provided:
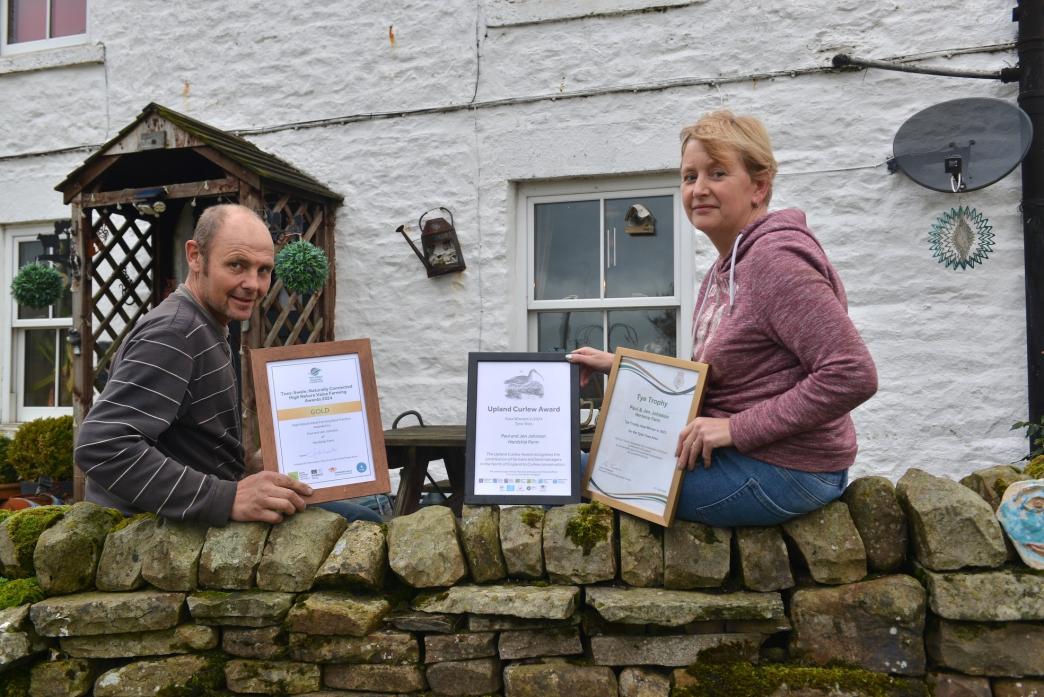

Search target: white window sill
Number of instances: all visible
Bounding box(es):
[0,42,103,75]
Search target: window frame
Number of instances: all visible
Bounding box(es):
[1,0,88,56]
[515,174,695,359]
[2,225,74,424]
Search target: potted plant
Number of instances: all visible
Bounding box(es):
[6,416,74,501]
[0,435,19,501]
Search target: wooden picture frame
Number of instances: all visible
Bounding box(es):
[250,339,390,504]
[465,352,581,505]
[582,347,709,526]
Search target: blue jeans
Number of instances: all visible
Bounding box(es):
[674,447,847,527]
[313,495,387,523]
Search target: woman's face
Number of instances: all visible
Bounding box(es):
[681,139,768,247]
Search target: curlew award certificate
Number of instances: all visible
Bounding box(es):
[465,352,581,505]
[583,348,709,526]
[250,339,390,504]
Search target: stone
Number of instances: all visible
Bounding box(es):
[224,659,321,694]
[619,667,671,697]
[0,507,67,579]
[314,520,387,591]
[289,630,418,663]
[734,526,794,591]
[59,624,217,657]
[29,658,93,697]
[469,613,581,631]
[385,609,464,633]
[619,513,663,587]
[324,664,428,692]
[224,625,287,659]
[926,672,992,697]
[498,627,582,659]
[95,514,159,591]
[0,604,47,670]
[257,508,348,591]
[187,589,295,626]
[93,655,218,697]
[586,586,784,626]
[387,506,468,588]
[782,501,867,584]
[590,633,762,666]
[198,521,270,589]
[960,465,1032,511]
[503,663,618,697]
[725,617,793,634]
[789,575,926,676]
[920,567,1044,621]
[542,503,616,584]
[458,505,507,582]
[285,591,391,636]
[424,631,496,663]
[33,502,119,595]
[926,617,1044,677]
[499,505,545,579]
[896,468,1007,571]
[842,476,908,573]
[426,658,502,696]
[30,590,184,637]
[414,583,580,619]
[140,519,208,591]
[663,520,730,589]
[994,678,1044,696]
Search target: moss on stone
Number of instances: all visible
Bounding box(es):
[672,661,929,697]
[0,664,30,697]
[520,509,543,529]
[107,509,149,533]
[2,505,68,576]
[0,510,12,524]
[155,653,228,697]
[565,501,611,556]
[192,590,233,601]
[0,576,44,610]
[1025,454,1044,479]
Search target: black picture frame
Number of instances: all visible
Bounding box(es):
[465,352,581,505]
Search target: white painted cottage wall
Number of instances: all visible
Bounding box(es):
[0,0,1028,481]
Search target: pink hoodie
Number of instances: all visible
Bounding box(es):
[692,208,877,472]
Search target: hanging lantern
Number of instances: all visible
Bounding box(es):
[396,207,466,277]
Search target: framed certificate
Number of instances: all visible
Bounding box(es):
[465,353,581,505]
[582,348,709,526]
[250,339,391,504]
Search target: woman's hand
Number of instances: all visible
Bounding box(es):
[676,417,733,470]
[566,347,613,387]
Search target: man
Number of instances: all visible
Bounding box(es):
[77,204,352,525]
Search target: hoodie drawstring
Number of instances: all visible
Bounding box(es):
[727,232,744,313]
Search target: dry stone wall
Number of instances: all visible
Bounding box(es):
[0,466,1042,696]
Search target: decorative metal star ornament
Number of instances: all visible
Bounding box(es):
[928,206,994,270]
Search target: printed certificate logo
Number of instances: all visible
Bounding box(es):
[356,462,368,473]
[308,367,323,384]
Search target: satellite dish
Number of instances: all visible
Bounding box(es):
[892,98,1033,193]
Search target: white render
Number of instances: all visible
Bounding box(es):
[0,1,1028,481]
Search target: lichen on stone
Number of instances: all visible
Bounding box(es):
[565,501,611,556]
[673,659,929,697]
[2,505,68,576]
[0,576,44,609]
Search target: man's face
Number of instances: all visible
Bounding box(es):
[186,210,274,326]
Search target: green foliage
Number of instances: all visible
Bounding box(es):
[565,501,611,556]
[0,505,68,577]
[1012,417,1044,461]
[0,577,45,610]
[0,434,16,483]
[274,240,329,295]
[11,262,65,309]
[7,416,74,481]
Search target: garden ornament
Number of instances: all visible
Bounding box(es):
[996,478,1044,570]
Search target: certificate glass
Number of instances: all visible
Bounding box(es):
[250,339,390,504]
[582,348,708,526]
[465,352,581,505]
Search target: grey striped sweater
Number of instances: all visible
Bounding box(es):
[77,286,242,526]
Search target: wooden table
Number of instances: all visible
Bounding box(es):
[383,425,594,516]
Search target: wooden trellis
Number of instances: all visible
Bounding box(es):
[57,103,342,501]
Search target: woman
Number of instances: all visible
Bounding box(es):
[568,111,877,527]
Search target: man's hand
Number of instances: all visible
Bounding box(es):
[231,471,313,524]
[566,347,614,388]
[676,417,733,471]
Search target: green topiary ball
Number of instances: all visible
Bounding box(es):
[6,416,73,482]
[275,240,329,295]
[11,263,65,309]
